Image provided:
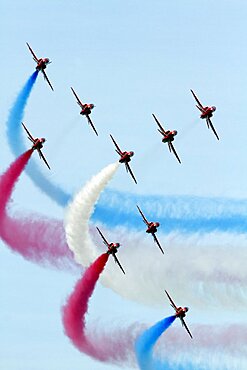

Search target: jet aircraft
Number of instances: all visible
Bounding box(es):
[26,42,54,91]
[165,290,193,339]
[110,134,137,184]
[190,89,219,140]
[71,87,98,136]
[22,122,50,169]
[96,227,125,274]
[136,205,164,254]
[152,114,181,163]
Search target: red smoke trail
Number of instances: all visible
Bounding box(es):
[62,253,140,365]
[0,152,76,270]
[62,253,118,362]
[0,154,246,365]
[0,150,32,212]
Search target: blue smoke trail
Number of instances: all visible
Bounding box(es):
[6,72,71,205]
[135,315,208,370]
[6,74,247,234]
[135,315,176,370]
[93,190,247,233]
[7,71,38,150]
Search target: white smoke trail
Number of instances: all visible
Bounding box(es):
[65,163,247,309]
[93,227,247,309]
[65,162,120,265]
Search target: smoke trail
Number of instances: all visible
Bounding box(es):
[135,316,244,370]
[0,152,77,270]
[6,72,71,205]
[62,253,112,361]
[62,253,138,365]
[6,71,38,151]
[86,320,247,368]
[95,190,247,234]
[95,227,247,308]
[0,150,32,212]
[64,160,247,308]
[65,162,119,266]
[0,156,245,367]
[135,315,176,370]
[6,77,247,234]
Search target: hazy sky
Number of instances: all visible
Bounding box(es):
[1,1,247,369]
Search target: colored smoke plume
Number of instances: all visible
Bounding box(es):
[135,315,176,370]
[65,162,120,266]
[62,253,111,360]
[0,151,76,269]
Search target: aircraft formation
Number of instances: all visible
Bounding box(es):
[24,43,220,340]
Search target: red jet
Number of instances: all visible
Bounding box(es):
[96,227,125,274]
[110,134,137,184]
[190,89,219,140]
[71,87,98,136]
[152,114,181,163]
[22,122,50,170]
[136,205,164,254]
[165,290,193,339]
[26,42,54,91]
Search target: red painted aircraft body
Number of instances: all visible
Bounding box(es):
[71,87,98,136]
[136,205,164,254]
[110,134,137,184]
[22,122,50,170]
[26,43,54,91]
[152,114,181,163]
[165,290,193,339]
[96,227,125,274]
[190,89,219,140]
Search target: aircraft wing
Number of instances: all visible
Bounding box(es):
[153,233,164,254]
[113,254,125,274]
[125,163,137,184]
[207,117,219,140]
[37,148,51,170]
[96,227,109,247]
[136,205,149,226]
[180,317,193,339]
[152,113,166,134]
[22,122,35,143]
[86,115,98,136]
[26,42,39,62]
[71,87,84,108]
[169,142,181,164]
[190,89,203,109]
[110,134,123,156]
[165,290,178,310]
[42,70,54,91]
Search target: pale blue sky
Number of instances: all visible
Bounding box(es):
[1,1,247,369]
